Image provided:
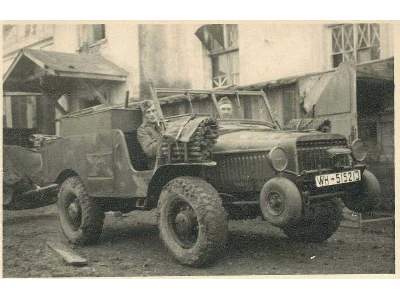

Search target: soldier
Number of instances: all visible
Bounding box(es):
[137,100,164,168]
[218,97,234,119]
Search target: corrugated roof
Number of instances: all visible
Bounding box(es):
[229,57,394,91]
[230,69,336,91]
[356,57,394,81]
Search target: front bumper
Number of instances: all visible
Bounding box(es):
[285,164,366,205]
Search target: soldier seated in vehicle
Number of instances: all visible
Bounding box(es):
[218,97,234,119]
[137,100,165,169]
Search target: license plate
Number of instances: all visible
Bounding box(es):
[315,170,361,187]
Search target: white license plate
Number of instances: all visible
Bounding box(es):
[315,170,361,187]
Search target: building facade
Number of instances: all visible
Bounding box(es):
[3,22,395,125]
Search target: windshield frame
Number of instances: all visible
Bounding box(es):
[154,88,279,129]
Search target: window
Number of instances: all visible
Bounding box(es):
[331,23,380,68]
[24,24,37,37]
[211,51,239,88]
[282,87,297,125]
[80,24,106,47]
[356,23,380,62]
[196,24,239,88]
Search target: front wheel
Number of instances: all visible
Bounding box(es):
[158,176,228,267]
[259,177,303,228]
[283,199,343,243]
[58,176,105,245]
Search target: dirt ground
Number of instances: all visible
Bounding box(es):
[2,204,395,277]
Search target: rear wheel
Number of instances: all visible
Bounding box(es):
[58,176,105,245]
[283,199,343,243]
[158,176,228,267]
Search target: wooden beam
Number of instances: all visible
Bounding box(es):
[211,92,222,118]
[55,100,68,115]
[37,88,57,135]
[58,71,126,82]
[47,241,88,266]
[357,72,393,81]
[3,92,42,96]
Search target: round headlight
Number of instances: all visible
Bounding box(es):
[351,139,368,162]
[269,147,288,172]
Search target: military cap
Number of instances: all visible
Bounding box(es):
[139,100,154,112]
[218,96,232,106]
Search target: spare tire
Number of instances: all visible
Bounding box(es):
[259,177,303,228]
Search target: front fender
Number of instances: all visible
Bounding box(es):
[146,163,216,209]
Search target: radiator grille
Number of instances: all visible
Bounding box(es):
[212,152,270,191]
[297,139,350,172]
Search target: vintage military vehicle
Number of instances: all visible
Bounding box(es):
[5,88,381,266]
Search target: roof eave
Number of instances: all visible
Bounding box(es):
[3,49,24,82]
[54,70,127,82]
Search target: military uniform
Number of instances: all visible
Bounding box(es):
[137,121,164,168]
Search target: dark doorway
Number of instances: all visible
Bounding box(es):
[357,78,394,210]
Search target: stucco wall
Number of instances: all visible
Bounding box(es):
[238,23,327,85]
[380,23,395,58]
[91,23,141,103]
[138,24,205,98]
[52,24,79,53]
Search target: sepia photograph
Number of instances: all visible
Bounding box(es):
[1,20,396,278]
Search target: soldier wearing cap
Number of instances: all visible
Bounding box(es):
[218,97,234,119]
[137,100,164,168]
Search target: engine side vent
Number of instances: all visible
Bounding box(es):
[297,139,349,171]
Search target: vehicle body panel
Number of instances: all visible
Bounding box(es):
[40,129,152,198]
[3,145,58,210]
[3,145,44,186]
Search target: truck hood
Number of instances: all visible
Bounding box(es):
[212,128,346,154]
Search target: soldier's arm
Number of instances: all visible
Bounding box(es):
[137,127,159,158]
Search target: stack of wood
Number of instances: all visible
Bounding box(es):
[159,118,219,164]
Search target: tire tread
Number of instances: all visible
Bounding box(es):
[58,176,105,245]
[158,176,227,266]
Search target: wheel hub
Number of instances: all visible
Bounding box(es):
[168,201,199,249]
[174,210,195,237]
[267,192,285,216]
[67,201,81,226]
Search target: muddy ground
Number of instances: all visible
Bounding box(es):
[2,205,395,277]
